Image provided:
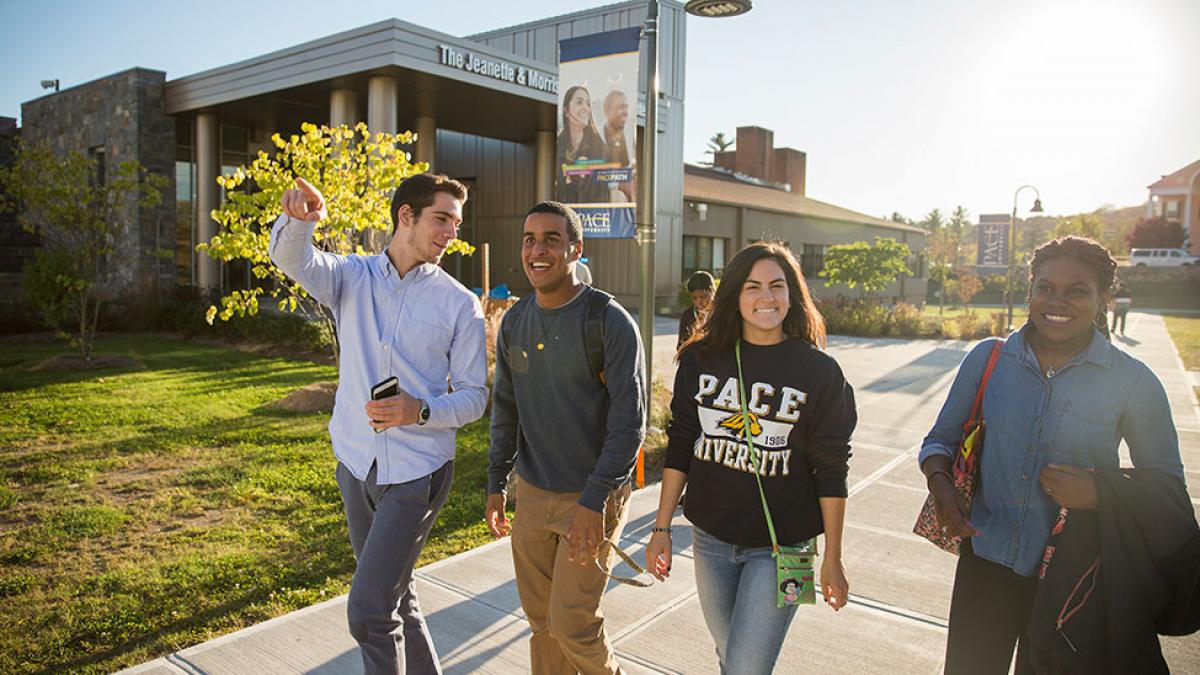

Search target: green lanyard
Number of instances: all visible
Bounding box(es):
[735,339,782,555]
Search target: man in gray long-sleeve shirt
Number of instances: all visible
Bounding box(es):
[485,201,646,675]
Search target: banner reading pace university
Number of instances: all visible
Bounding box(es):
[556,27,641,239]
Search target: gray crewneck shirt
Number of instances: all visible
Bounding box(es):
[487,286,647,512]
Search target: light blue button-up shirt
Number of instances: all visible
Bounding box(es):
[920,325,1184,576]
[269,215,487,485]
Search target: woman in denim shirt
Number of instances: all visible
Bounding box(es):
[919,236,1185,674]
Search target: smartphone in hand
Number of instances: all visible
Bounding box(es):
[370,376,399,432]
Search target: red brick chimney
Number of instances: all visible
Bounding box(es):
[772,147,806,196]
[734,126,773,180]
[709,125,807,195]
[713,150,736,172]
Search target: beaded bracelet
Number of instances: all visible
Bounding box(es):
[652,526,673,534]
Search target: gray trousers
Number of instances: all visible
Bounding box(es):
[336,460,454,675]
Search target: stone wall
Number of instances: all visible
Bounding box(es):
[0,117,36,301]
[19,68,176,297]
[1115,264,1200,310]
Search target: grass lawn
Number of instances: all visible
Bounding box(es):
[921,304,1030,326]
[0,335,495,674]
[1162,314,1200,400]
[1163,314,1200,371]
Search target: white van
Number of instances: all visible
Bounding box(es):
[1129,248,1198,267]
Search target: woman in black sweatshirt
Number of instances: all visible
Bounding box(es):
[645,241,856,675]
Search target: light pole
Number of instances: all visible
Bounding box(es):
[637,0,660,402]
[1005,185,1043,331]
[634,0,751,397]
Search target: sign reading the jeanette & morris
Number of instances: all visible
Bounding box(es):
[437,45,559,95]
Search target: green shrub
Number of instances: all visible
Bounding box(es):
[951,311,983,340]
[21,249,75,331]
[990,312,1009,337]
[820,298,889,337]
[885,302,928,337]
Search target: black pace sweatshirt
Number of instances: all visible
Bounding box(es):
[665,338,856,548]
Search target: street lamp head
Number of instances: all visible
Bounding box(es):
[40,79,59,91]
[1031,198,1044,213]
[684,0,753,18]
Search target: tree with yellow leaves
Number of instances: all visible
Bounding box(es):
[199,122,473,362]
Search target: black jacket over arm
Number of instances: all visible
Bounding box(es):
[1027,468,1200,674]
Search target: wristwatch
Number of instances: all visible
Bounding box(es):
[417,399,431,426]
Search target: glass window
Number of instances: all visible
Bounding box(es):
[175,117,193,148]
[712,238,726,276]
[221,125,247,152]
[1165,201,1180,220]
[801,244,825,278]
[682,235,729,280]
[175,159,195,285]
[683,236,697,271]
[88,146,105,186]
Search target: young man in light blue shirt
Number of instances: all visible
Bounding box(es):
[271,173,487,675]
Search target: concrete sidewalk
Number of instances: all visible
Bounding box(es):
[122,311,1200,674]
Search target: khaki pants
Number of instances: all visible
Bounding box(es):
[511,478,632,675]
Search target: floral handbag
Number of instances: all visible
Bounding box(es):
[912,339,1003,555]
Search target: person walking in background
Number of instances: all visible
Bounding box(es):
[919,237,1184,674]
[575,257,594,286]
[1111,283,1131,335]
[270,174,487,674]
[486,201,646,675]
[646,242,855,675]
[677,270,716,347]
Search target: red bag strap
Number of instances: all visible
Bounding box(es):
[963,339,1004,432]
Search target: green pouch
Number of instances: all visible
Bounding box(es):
[775,540,817,607]
[735,341,823,609]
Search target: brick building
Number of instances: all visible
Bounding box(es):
[684,125,926,304]
[10,1,926,311]
[1147,159,1200,255]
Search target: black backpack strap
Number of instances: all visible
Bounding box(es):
[584,289,612,386]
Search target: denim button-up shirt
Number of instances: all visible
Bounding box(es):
[919,325,1184,576]
[269,215,487,485]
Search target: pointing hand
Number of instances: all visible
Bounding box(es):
[281,177,327,222]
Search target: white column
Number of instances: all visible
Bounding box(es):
[195,111,220,291]
[367,76,398,135]
[535,130,554,203]
[329,88,359,128]
[414,116,436,169]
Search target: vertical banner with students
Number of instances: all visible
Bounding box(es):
[556,27,641,239]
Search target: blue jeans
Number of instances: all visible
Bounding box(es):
[692,526,799,675]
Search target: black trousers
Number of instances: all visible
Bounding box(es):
[944,541,1039,675]
[1111,309,1128,334]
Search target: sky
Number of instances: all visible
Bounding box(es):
[1,0,1197,221]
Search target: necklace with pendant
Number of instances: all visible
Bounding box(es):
[534,287,586,351]
[535,307,561,352]
[1034,346,1074,379]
